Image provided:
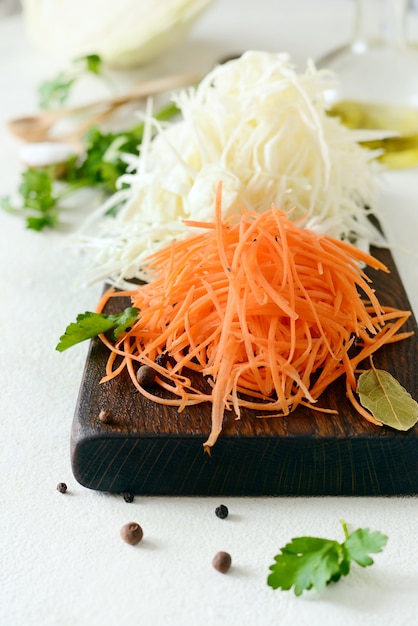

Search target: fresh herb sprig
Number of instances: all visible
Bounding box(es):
[1,101,179,231]
[1,167,59,231]
[38,54,104,110]
[56,306,140,352]
[267,520,387,596]
[68,99,178,195]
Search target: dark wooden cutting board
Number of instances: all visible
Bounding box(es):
[71,244,418,496]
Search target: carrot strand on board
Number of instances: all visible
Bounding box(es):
[95,183,413,448]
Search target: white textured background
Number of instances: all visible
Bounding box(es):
[1,2,418,625]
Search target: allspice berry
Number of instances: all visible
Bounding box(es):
[136,365,156,386]
[212,551,232,573]
[120,522,143,545]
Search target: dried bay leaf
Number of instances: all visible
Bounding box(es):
[357,368,418,431]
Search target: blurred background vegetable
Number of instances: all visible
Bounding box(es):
[21,0,215,68]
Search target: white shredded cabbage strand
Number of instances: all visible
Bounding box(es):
[75,51,383,285]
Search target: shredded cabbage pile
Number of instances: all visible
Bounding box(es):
[76,51,382,284]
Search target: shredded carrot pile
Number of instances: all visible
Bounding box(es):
[96,184,412,448]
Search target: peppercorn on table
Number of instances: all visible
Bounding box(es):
[1,2,418,626]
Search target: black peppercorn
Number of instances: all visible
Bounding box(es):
[136,364,156,386]
[122,492,134,503]
[56,482,67,494]
[120,522,143,545]
[212,551,232,573]
[215,504,229,519]
[155,352,168,367]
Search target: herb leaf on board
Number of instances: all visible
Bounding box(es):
[267,520,388,595]
[56,307,139,352]
[357,364,418,431]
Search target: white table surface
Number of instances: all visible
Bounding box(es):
[1,2,418,625]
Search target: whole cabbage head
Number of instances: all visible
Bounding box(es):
[21,0,215,68]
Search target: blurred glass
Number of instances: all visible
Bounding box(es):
[318,0,418,169]
[0,0,21,17]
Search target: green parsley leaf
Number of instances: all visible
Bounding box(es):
[79,53,102,75]
[268,537,346,595]
[26,213,58,231]
[112,307,141,339]
[0,195,14,213]
[343,526,388,567]
[38,73,76,110]
[38,54,104,110]
[73,127,128,193]
[56,307,139,352]
[0,167,60,231]
[19,167,57,212]
[2,99,180,231]
[267,520,388,595]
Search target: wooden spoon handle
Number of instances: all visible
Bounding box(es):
[46,70,199,118]
[98,71,200,109]
[7,71,199,142]
[53,101,126,151]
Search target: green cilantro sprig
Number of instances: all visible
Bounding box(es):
[0,163,83,231]
[267,520,387,596]
[1,101,179,231]
[3,54,183,230]
[56,307,139,352]
[38,54,104,110]
[1,167,58,231]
